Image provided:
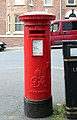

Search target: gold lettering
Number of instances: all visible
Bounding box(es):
[73,67,77,72]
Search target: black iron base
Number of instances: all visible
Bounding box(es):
[24,97,53,118]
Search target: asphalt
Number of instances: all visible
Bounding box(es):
[0,46,65,120]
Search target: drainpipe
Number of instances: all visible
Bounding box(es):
[60,0,62,20]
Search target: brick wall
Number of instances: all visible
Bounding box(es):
[53,0,60,19]
[0,36,23,47]
[0,0,6,35]
[62,0,77,19]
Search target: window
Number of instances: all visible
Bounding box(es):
[15,15,24,33]
[44,0,52,5]
[8,16,10,32]
[67,0,75,5]
[14,0,25,5]
[7,0,11,5]
[62,22,77,31]
[29,0,34,6]
[51,23,59,32]
[29,0,33,4]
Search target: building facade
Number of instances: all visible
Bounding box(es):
[0,0,6,35]
[0,0,77,46]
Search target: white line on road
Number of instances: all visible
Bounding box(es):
[0,67,24,71]
[0,67,64,71]
[51,67,64,70]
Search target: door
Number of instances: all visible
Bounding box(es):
[50,22,63,45]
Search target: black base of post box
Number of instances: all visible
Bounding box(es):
[24,97,53,118]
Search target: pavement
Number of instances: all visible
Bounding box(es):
[0,46,65,120]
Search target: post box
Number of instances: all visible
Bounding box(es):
[63,40,77,119]
[19,12,55,118]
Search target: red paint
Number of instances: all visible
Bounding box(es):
[19,12,55,100]
[51,19,77,45]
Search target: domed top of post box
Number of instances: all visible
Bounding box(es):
[19,11,56,21]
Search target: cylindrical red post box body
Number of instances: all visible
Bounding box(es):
[19,12,55,118]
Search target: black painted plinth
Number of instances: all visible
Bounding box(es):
[24,97,53,118]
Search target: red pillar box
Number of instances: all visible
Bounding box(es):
[19,12,55,118]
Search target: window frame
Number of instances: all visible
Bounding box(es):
[14,0,25,5]
[7,15,10,32]
[43,0,53,6]
[14,15,24,34]
[29,0,34,6]
[62,21,77,31]
[51,22,60,32]
[67,0,75,5]
[29,0,33,4]
[7,0,11,6]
